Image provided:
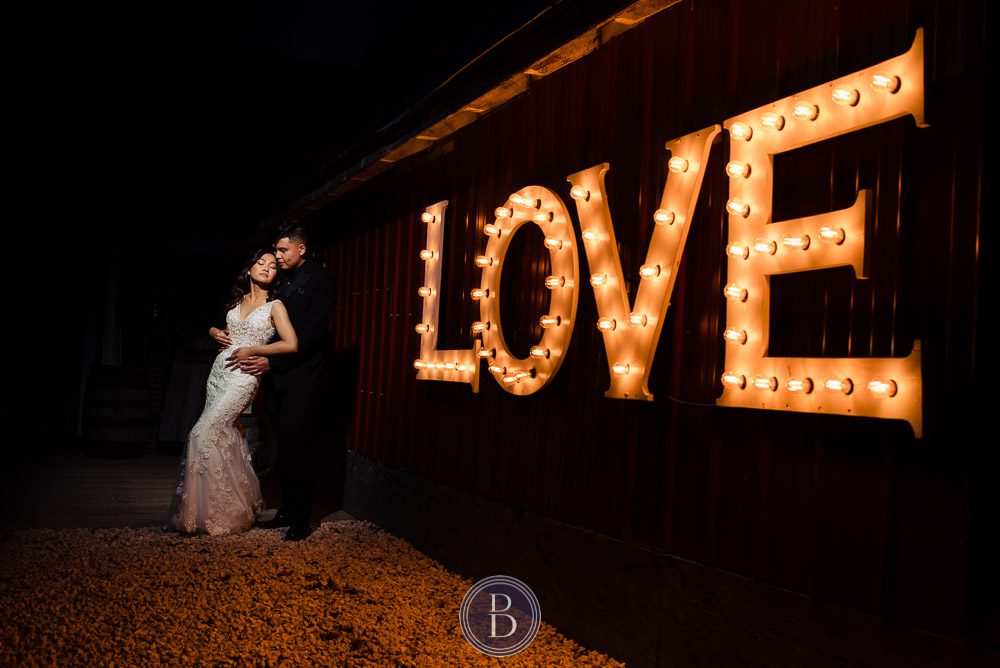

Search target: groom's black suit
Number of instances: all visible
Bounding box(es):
[266,259,336,528]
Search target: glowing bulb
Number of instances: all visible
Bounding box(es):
[570,185,590,201]
[420,212,435,224]
[786,377,814,393]
[818,226,846,245]
[545,275,566,289]
[868,379,898,397]
[726,198,750,218]
[753,375,778,391]
[870,73,900,94]
[484,224,500,237]
[761,112,785,131]
[723,329,748,345]
[510,193,540,208]
[726,242,750,260]
[668,156,689,173]
[639,264,661,279]
[590,273,608,287]
[540,315,561,328]
[730,122,753,141]
[419,249,435,261]
[488,364,504,375]
[781,233,810,250]
[495,207,513,219]
[478,348,494,359]
[470,288,489,300]
[832,85,859,106]
[792,101,819,121]
[653,209,676,225]
[753,238,777,255]
[725,160,750,178]
[515,370,533,382]
[417,286,433,298]
[628,313,647,327]
[471,321,490,333]
[543,236,564,250]
[612,362,630,376]
[533,211,554,223]
[529,346,550,359]
[824,378,854,394]
[721,372,746,389]
[723,283,748,302]
[475,255,494,267]
[415,323,431,334]
[413,359,426,369]
[502,373,518,385]
[597,317,617,331]
[582,229,598,243]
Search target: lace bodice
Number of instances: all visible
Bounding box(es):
[225,300,278,348]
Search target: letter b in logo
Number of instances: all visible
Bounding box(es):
[460,576,541,657]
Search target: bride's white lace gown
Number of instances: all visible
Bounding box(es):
[167,301,277,535]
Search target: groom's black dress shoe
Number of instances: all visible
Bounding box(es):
[283,524,313,541]
[256,511,293,529]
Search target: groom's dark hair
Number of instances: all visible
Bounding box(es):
[275,220,307,246]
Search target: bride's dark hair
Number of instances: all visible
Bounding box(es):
[227,248,280,308]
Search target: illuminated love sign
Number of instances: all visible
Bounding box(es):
[414,30,925,436]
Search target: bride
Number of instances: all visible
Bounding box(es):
[166,249,297,535]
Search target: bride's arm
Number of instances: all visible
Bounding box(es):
[231,302,298,360]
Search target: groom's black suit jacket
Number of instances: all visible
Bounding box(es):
[268,259,336,392]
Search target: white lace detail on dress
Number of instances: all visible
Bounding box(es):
[167,301,277,535]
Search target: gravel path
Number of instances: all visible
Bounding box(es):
[1,520,624,666]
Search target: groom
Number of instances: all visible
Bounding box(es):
[237,222,336,541]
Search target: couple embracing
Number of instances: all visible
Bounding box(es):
[166,223,336,541]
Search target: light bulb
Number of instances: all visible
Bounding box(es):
[413,359,426,369]
[545,275,566,289]
[612,362,630,376]
[511,193,540,208]
[417,286,433,298]
[475,255,494,267]
[753,238,777,255]
[590,273,608,287]
[730,122,753,141]
[761,112,785,131]
[723,283,748,302]
[628,313,647,327]
[470,288,489,300]
[786,377,813,393]
[570,185,590,201]
[540,314,562,328]
[488,364,504,375]
[668,156,689,173]
[818,225,845,245]
[582,229,598,243]
[723,328,748,345]
[471,321,490,333]
[533,211,553,223]
[824,377,854,394]
[543,236,564,250]
[726,242,750,260]
[478,348,494,359]
[419,249,435,261]
[653,209,676,225]
[502,373,518,386]
[484,224,500,237]
[529,346,550,359]
[870,73,900,94]
[868,379,897,397]
[725,160,750,178]
[792,101,819,121]
[639,264,661,279]
[753,375,778,391]
[495,206,513,219]
[420,212,435,224]
[597,317,617,331]
[721,372,746,389]
[832,85,859,106]
[726,198,750,218]
[781,233,810,250]
[415,323,431,334]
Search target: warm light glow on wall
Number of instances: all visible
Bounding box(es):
[567,125,721,400]
[719,29,926,436]
[413,200,480,390]
[478,186,580,395]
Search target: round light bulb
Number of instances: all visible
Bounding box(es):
[471,321,490,333]
[723,283,748,302]
[639,264,661,279]
[470,288,489,300]
[761,112,785,131]
[413,359,426,369]
[612,362,630,376]
[786,377,814,393]
[420,212,435,224]
[726,242,750,260]
[597,317,617,331]
[582,229,599,243]
[533,211,554,223]
[529,346,550,359]
[415,323,431,334]
[475,255,494,267]
[868,379,898,397]
[628,313,647,327]
[726,198,750,218]
[725,160,750,178]
[668,156,689,173]
[419,249,435,261]
[792,101,819,121]
[722,372,746,389]
[544,275,566,289]
[543,236,564,250]
[495,207,513,219]
[730,122,753,141]
[723,329,748,345]
[484,224,500,237]
[417,286,433,298]
[539,315,561,328]
[570,185,591,201]
[478,348,495,359]
[753,375,778,391]
[590,273,608,287]
[818,226,846,245]
[832,85,859,106]
[870,73,900,94]
[753,238,777,255]
[653,209,676,225]
[781,233,811,250]
[824,378,854,394]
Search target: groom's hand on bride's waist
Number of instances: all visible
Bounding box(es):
[230,355,270,376]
